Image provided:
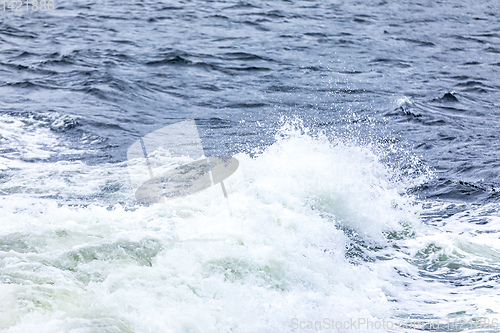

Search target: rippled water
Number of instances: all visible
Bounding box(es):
[1,0,500,332]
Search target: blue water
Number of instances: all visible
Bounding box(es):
[1,0,500,331]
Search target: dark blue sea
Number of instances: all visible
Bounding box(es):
[1,0,500,331]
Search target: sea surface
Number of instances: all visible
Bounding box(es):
[1,0,500,332]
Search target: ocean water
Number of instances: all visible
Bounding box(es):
[1,0,500,332]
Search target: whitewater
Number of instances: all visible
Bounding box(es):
[0,119,499,332]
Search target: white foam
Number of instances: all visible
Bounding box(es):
[1,124,499,332]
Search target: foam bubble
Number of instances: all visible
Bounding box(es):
[1,123,499,331]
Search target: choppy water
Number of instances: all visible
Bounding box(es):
[1,0,500,332]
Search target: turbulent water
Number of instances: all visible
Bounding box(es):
[1,0,500,332]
